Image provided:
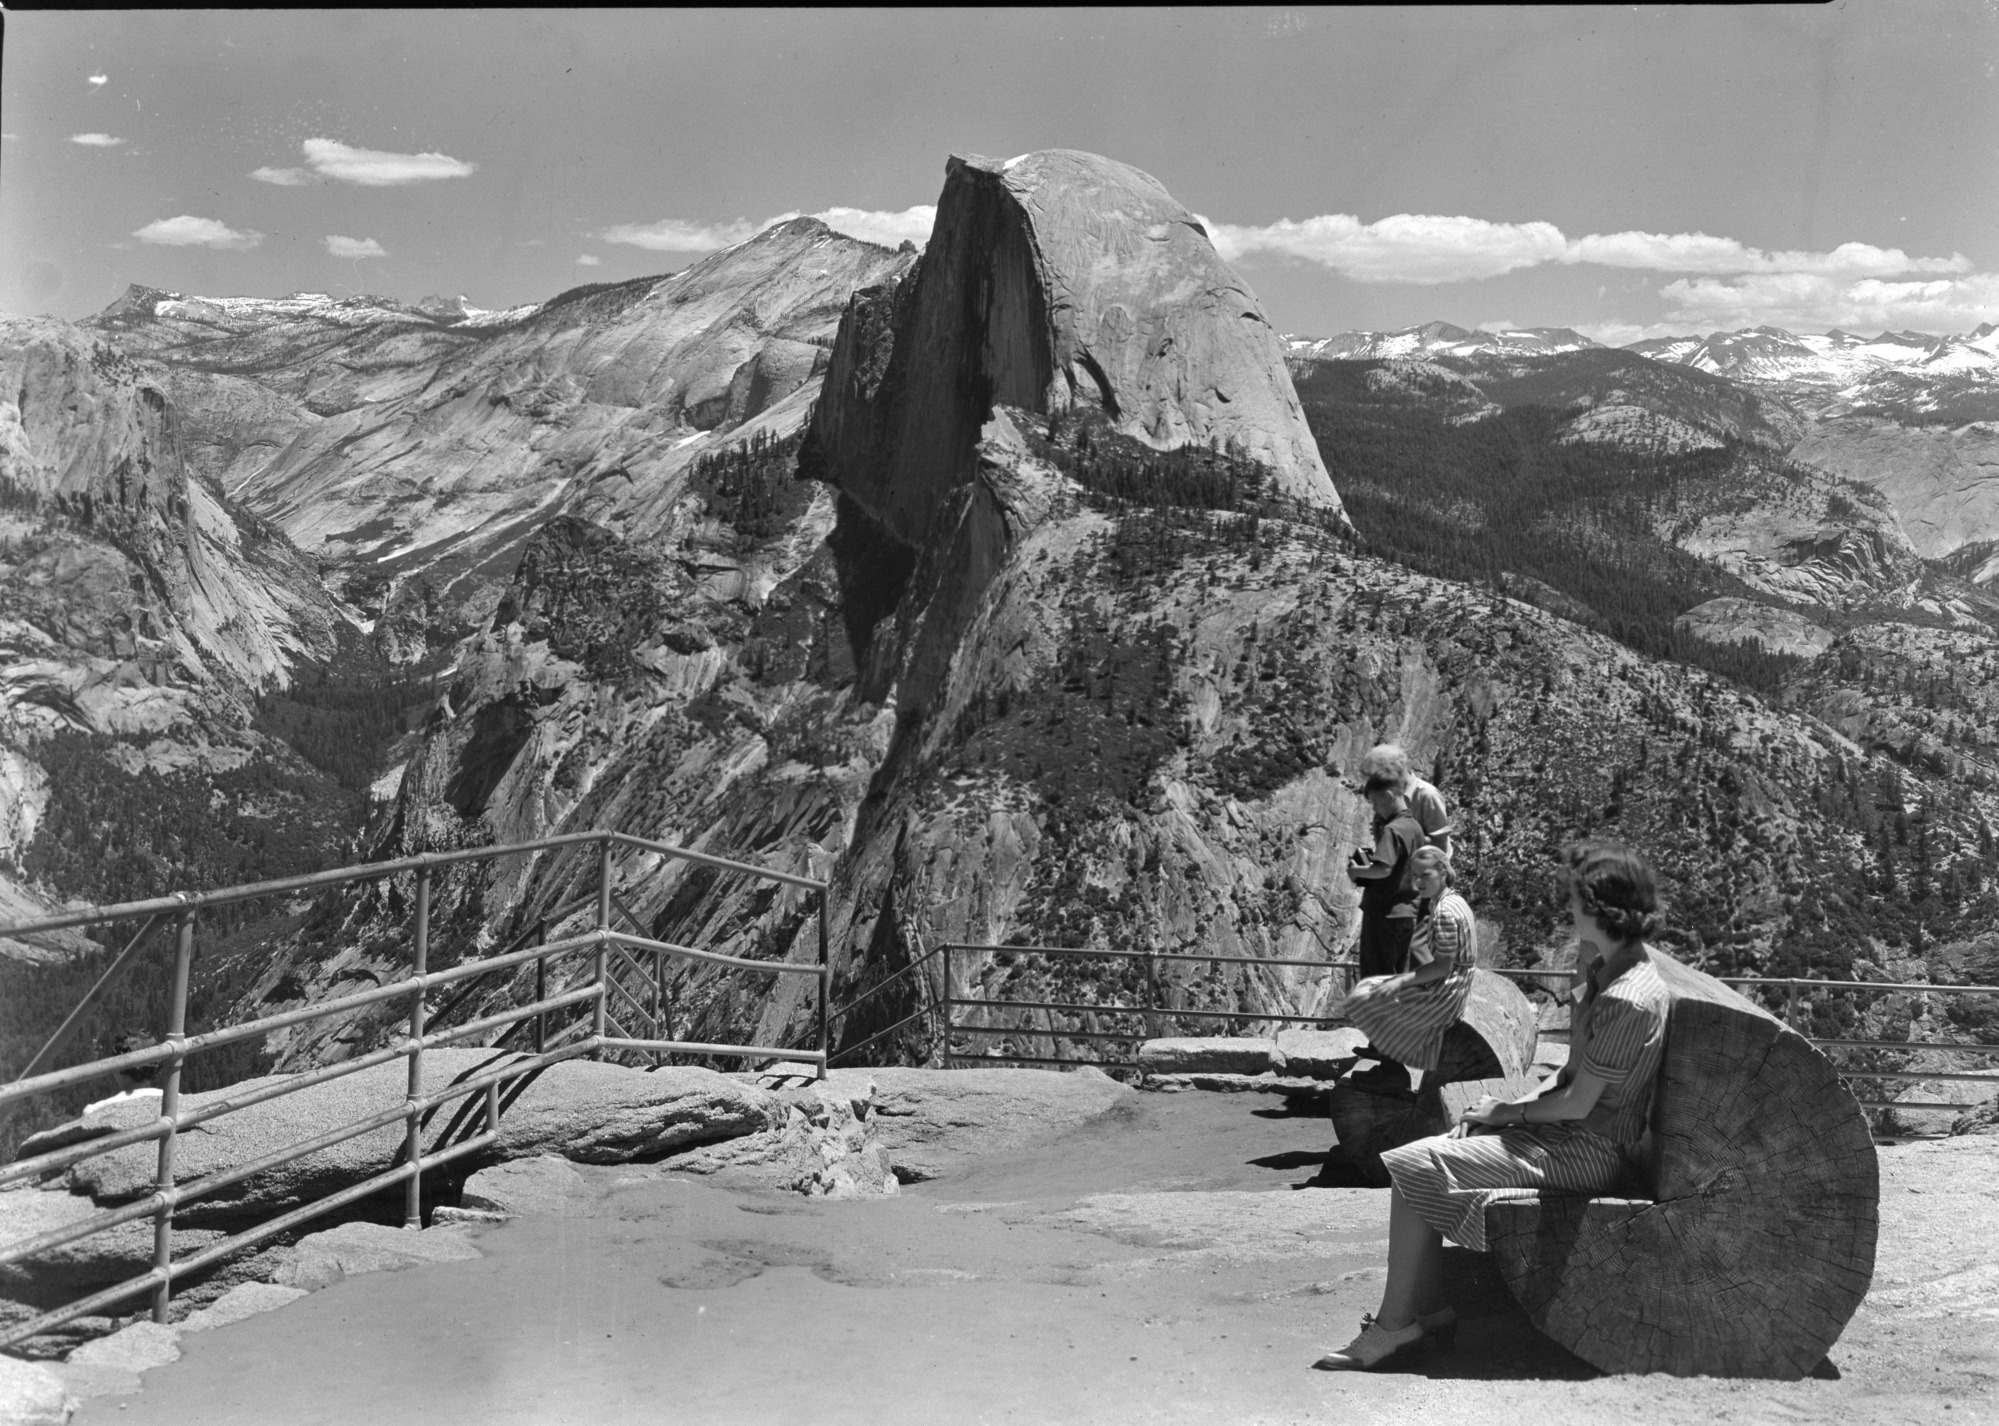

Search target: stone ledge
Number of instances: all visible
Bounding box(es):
[1136,1038,1285,1076]
[0,1353,75,1425]
[1143,1072,1329,1095]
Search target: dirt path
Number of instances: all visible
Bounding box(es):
[77,1093,1999,1426]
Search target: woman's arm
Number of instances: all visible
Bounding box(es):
[1393,951,1455,988]
[1389,900,1469,988]
[1460,1065,1609,1126]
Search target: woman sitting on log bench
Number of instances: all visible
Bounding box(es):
[1337,846,1478,1094]
[1314,840,1671,1372]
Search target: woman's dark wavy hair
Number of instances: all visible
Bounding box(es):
[1561,840,1662,943]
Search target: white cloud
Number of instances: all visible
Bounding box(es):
[70,132,124,147]
[251,166,313,186]
[600,217,759,251]
[324,235,386,260]
[1204,212,1569,284]
[599,203,937,254]
[1202,210,1974,288]
[575,254,601,267]
[88,74,107,87]
[297,137,475,186]
[808,205,936,248]
[1563,231,1970,279]
[133,215,263,250]
[1659,271,1999,334]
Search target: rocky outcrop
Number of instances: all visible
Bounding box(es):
[0,316,352,940]
[21,1051,782,1218]
[1657,450,1941,614]
[0,317,342,704]
[0,1353,73,1425]
[146,365,321,497]
[810,149,1341,559]
[668,1076,899,1197]
[219,222,911,624]
[1674,597,1836,658]
[1792,418,1999,583]
[269,1220,481,1292]
[88,286,493,418]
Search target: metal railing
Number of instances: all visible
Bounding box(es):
[1490,967,1999,1115]
[0,829,827,1348]
[824,948,1997,1119]
[826,942,1358,1073]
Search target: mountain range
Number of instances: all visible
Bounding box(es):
[1,151,1994,1143]
[1285,318,1999,588]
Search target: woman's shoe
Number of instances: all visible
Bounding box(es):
[1417,1305,1458,1347]
[1311,1314,1425,1371]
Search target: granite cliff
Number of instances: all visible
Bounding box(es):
[0,318,349,943]
[141,222,913,639]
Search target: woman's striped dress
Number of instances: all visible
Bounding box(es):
[1378,952,1671,1253]
[1339,890,1478,1070]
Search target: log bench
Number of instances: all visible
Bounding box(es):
[1326,968,1540,1186]
[1483,949,1878,1378]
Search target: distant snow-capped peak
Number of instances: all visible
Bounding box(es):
[97,283,541,331]
[1625,324,1999,387]
[1285,322,1601,362]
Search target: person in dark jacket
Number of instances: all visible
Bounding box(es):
[1345,773,1425,981]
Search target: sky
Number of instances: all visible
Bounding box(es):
[4,6,1997,344]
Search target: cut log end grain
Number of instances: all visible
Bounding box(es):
[1433,969,1540,1083]
[1485,949,1878,1379]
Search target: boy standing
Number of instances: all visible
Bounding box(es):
[1346,773,1426,979]
[1358,743,1452,858]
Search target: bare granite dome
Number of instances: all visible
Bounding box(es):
[812,149,1343,548]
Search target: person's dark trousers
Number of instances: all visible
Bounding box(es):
[1356,915,1415,980]
[1351,914,1418,1089]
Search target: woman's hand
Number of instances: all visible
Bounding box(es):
[1459,1096,1518,1127]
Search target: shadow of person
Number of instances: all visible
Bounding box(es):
[1251,1092,1332,1120]
[1361,1248,1601,1382]
[1248,1148,1325,1172]
[1291,1159,1375,1190]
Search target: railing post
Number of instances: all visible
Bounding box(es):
[651,949,665,1069]
[152,902,195,1324]
[534,918,547,1053]
[816,888,829,1081]
[593,838,611,1058]
[941,943,953,1069]
[1785,978,1801,1031]
[404,863,430,1230]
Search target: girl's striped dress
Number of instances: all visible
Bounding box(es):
[1339,890,1478,1070]
[1377,951,1671,1253]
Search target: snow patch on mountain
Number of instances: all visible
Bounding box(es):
[1287,322,1600,363]
[1628,324,1999,394]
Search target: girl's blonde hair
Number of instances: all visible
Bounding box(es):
[1412,845,1453,884]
